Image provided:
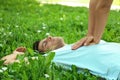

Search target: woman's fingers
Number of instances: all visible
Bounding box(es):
[72,36,96,50]
[72,37,87,50]
[84,36,94,46]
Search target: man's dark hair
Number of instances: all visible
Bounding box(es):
[33,40,45,54]
[33,40,40,52]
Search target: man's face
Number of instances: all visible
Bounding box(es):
[38,36,65,52]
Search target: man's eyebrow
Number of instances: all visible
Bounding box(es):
[42,41,45,49]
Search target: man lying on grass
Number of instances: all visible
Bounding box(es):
[33,36,120,80]
[1,36,120,80]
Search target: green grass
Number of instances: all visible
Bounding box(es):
[0,0,120,80]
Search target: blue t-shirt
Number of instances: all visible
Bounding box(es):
[52,40,120,80]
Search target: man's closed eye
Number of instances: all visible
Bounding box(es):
[43,41,47,48]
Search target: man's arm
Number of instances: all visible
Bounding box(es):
[1,47,26,65]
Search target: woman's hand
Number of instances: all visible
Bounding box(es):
[72,36,97,50]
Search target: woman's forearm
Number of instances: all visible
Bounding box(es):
[93,0,113,43]
[72,0,113,50]
[87,0,97,36]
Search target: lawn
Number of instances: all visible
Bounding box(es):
[0,0,120,80]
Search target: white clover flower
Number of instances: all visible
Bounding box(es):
[9,32,12,35]
[3,33,6,36]
[31,57,38,60]
[39,3,43,7]
[2,67,7,71]
[116,9,120,12]
[14,60,20,63]
[117,22,120,25]
[43,54,48,56]
[76,16,80,20]
[46,33,50,36]
[80,22,83,25]
[42,23,47,29]
[0,69,3,73]
[42,26,46,29]
[37,30,41,33]
[0,18,3,20]
[42,23,46,26]
[15,25,19,28]
[24,33,28,36]
[44,74,49,78]
[60,17,63,21]
[0,44,3,47]
[16,13,19,15]
[1,28,4,31]
[24,57,28,62]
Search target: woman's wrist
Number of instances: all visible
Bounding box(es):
[87,32,93,37]
[93,35,101,43]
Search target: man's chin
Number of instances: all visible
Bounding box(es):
[53,37,63,41]
[52,37,65,49]
[58,37,65,43]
